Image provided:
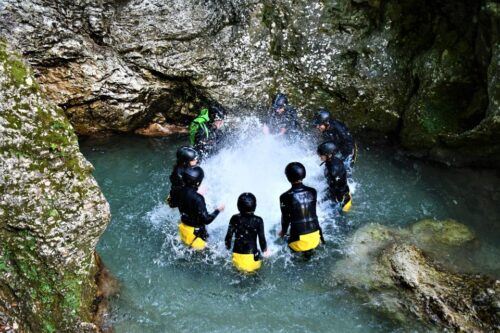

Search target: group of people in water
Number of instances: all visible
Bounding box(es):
[167,93,356,273]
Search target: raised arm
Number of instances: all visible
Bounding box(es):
[195,195,220,225]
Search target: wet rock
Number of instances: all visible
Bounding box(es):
[386,244,499,331]
[332,224,398,290]
[93,254,119,333]
[332,222,499,331]
[0,41,110,332]
[0,0,497,166]
[135,122,188,137]
[411,218,475,247]
[397,0,500,166]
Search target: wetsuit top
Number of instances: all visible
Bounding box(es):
[280,183,323,243]
[169,164,186,188]
[194,125,224,157]
[324,157,349,202]
[266,106,300,134]
[168,164,187,207]
[322,119,355,159]
[225,213,267,255]
[177,186,220,228]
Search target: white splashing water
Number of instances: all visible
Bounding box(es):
[156,116,354,261]
[200,117,330,255]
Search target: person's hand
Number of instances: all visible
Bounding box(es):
[217,204,225,212]
[278,127,287,135]
[197,185,207,196]
[262,125,270,135]
[278,230,284,238]
[263,250,271,258]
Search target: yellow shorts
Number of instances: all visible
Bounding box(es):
[289,230,321,252]
[178,223,207,250]
[232,253,262,273]
[342,195,352,212]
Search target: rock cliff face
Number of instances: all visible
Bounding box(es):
[0,0,498,165]
[0,41,110,332]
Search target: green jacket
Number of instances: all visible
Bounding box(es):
[189,108,210,145]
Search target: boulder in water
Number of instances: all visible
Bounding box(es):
[331,222,499,331]
[332,223,400,291]
[411,218,475,247]
[386,243,499,331]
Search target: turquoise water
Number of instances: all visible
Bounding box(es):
[80,130,500,333]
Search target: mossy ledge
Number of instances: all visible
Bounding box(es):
[0,40,110,332]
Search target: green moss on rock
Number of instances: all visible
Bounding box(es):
[0,40,110,332]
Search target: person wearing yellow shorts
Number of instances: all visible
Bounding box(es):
[279,162,325,255]
[317,142,352,213]
[225,193,268,273]
[313,108,356,168]
[177,166,225,250]
[167,146,198,208]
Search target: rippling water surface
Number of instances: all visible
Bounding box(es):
[80,122,500,333]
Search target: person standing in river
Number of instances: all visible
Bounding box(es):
[313,108,356,167]
[317,141,352,212]
[166,146,198,208]
[263,93,301,137]
[189,105,226,159]
[279,162,324,255]
[225,193,268,273]
[177,166,225,250]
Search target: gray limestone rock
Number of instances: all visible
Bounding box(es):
[0,41,110,332]
[331,221,499,331]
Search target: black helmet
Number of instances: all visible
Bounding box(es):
[182,166,204,187]
[209,105,225,121]
[285,162,306,182]
[237,192,257,213]
[317,141,338,157]
[313,108,330,126]
[176,146,198,164]
[272,93,288,110]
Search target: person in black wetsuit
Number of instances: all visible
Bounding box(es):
[279,162,324,254]
[317,141,352,212]
[177,166,225,250]
[263,93,300,137]
[225,193,268,273]
[192,106,226,159]
[313,108,356,165]
[167,146,198,208]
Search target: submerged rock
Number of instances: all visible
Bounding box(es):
[93,254,119,333]
[332,221,499,331]
[411,218,475,247]
[0,41,110,332]
[0,0,498,166]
